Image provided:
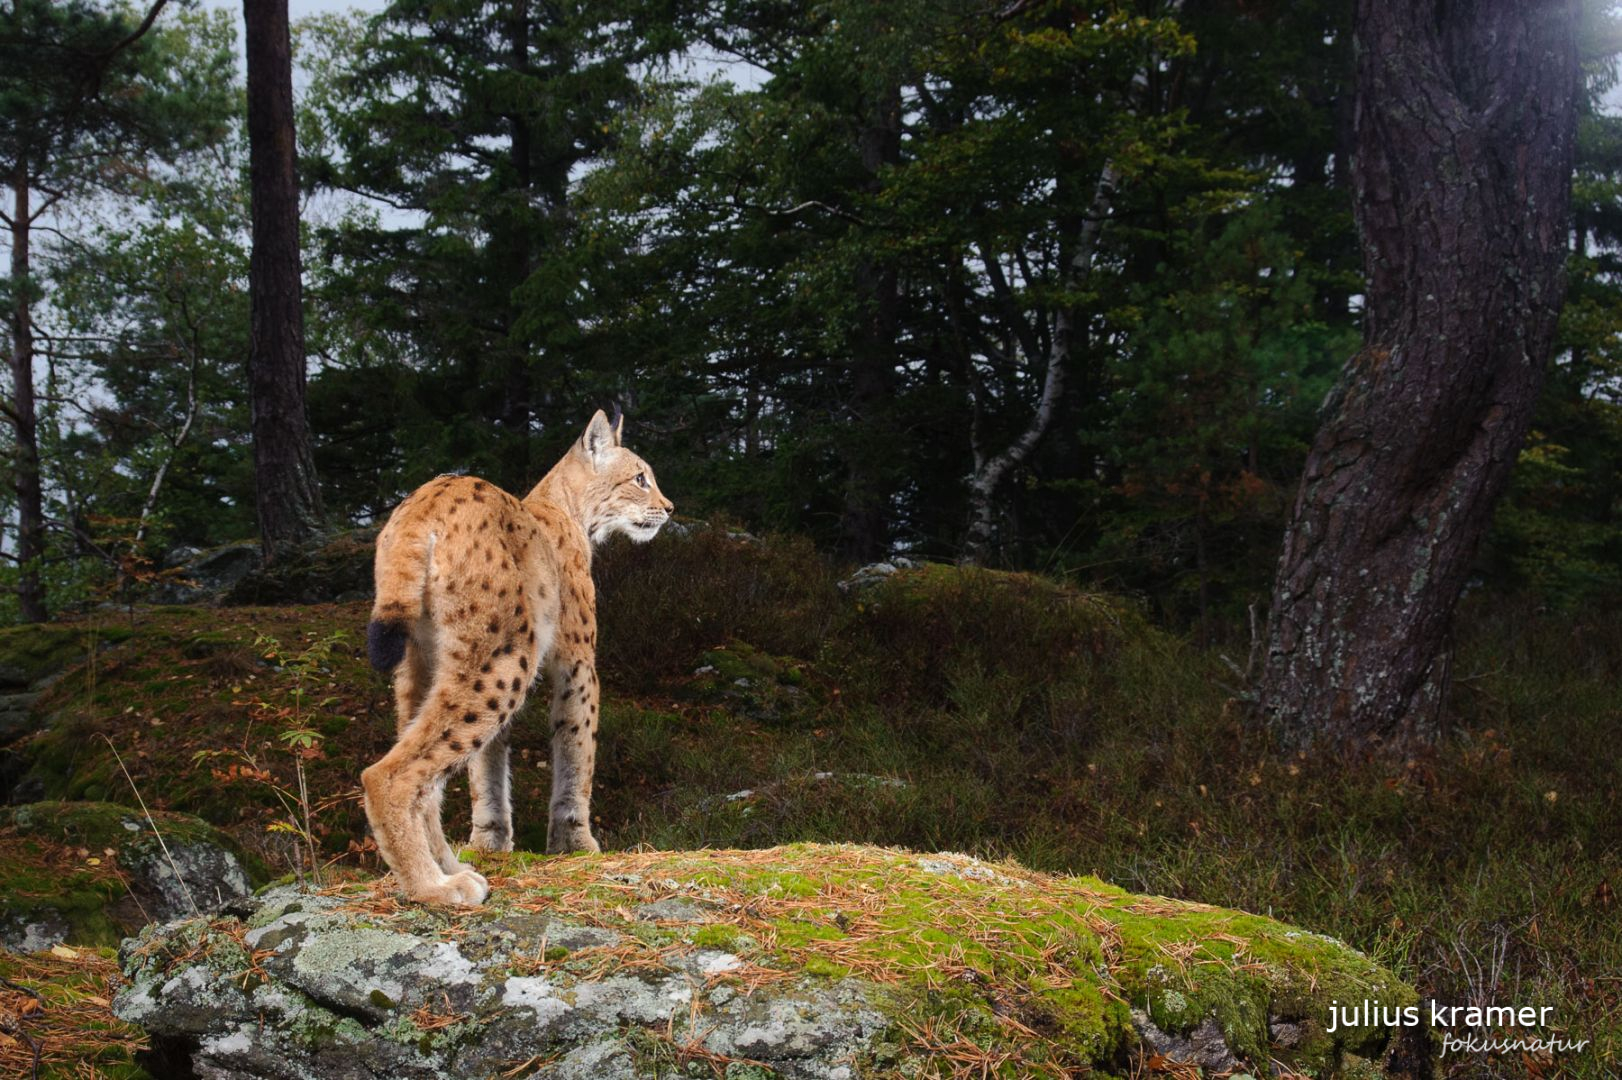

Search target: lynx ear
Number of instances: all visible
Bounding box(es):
[581,409,616,470]
[609,402,624,446]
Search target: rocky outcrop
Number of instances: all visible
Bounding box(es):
[115,844,1435,1079]
[0,801,259,951]
[152,532,378,607]
[152,542,265,605]
[224,531,376,605]
[837,557,918,593]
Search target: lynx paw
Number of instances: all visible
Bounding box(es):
[414,869,489,907]
[469,826,514,853]
[546,827,600,855]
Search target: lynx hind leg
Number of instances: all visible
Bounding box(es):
[392,628,434,737]
[467,727,514,852]
[420,776,464,875]
[361,688,496,906]
[384,632,459,873]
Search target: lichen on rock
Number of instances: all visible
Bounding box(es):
[113,844,1435,1078]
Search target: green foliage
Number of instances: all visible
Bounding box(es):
[1074,204,1352,631]
[5,0,1615,620]
[1,3,246,617]
[190,628,350,883]
[300,0,669,498]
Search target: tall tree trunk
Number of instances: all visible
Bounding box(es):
[837,84,901,563]
[498,0,533,492]
[1258,0,1578,750]
[7,158,46,623]
[244,0,324,560]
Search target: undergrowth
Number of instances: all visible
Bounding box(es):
[2,524,1617,1078]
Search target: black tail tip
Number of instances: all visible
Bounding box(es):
[367,619,409,671]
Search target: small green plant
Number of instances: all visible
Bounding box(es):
[194,628,349,884]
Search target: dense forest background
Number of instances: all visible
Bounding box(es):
[3,0,1620,637]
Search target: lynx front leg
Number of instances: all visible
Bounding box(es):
[546,646,601,855]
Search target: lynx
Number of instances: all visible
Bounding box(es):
[361,409,673,905]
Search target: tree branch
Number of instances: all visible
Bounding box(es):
[97,0,170,60]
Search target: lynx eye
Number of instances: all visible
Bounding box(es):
[635,472,648,488]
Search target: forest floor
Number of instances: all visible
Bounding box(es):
[0,524,1617,1078]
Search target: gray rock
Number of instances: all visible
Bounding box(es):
[112,847,1433,1079]
[128,838,254,921]
[633,896,715,923]
[151,542,262,604]
[1131,1008,1240,1073]
[0,911,70,952]
[0,691,42,744]
[0,802,256,948]
[838,561,899,592]
[117,883,889,1080]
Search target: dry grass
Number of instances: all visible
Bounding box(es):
[0,948,144,1080]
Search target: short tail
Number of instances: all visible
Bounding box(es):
[367,619,410,671]
[369,523,431,671]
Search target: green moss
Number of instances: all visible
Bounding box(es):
[0,622,130,687]
[476,844,1422,1077]
[0,801,266,948]
[771,918,845,949]
[690,924,742,951]
[800,955,848,978]
[688,640,822,723]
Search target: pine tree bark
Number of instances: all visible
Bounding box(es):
[837,83,902,563]
[497,0,534,493]
[7,158,46,623]
[1258,0,1578,750]
[244,0,324,560]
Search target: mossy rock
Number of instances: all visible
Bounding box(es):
[114,844,1434,1078]
[224,530,376,605]
[0,801,266,951]
[0,623,131,690]
[688,639,818,722]
[836,563,1161,710]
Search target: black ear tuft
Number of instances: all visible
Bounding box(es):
[609,402,624,444]
[367,619,409,671]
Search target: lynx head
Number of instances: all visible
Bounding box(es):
[568,407,673,545]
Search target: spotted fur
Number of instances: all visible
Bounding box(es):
[360,410,673,905]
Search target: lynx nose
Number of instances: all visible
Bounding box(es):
[659,496,674,514]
